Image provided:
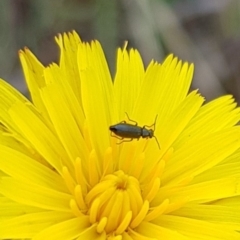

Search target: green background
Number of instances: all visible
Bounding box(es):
[0,0,240,102]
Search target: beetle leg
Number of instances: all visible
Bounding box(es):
[143,115,158,130]
[117,138,133,144]
[143,124,154,130]
[143,124,150,129]
[125,112,138,125]
[120,120,127,124]
[111,132,124,140]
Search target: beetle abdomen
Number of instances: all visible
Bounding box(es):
[109,123,142,138]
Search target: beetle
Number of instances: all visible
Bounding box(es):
[109,113,160,149]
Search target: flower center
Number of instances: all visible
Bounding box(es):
[85,170,148,235]
[62,148,176,236]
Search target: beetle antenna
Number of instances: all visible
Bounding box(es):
[153,114,160,149]
[153,136,161,149]
[153,114,158,131]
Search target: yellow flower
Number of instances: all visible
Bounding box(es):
[0,31,240,239]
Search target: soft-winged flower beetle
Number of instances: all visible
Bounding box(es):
[109,113,160,149]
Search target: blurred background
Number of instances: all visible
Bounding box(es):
[0,0,240,102]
